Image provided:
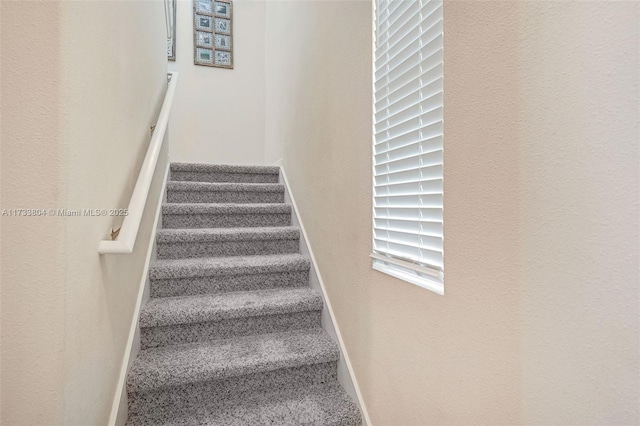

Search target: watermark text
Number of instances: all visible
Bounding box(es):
[1,208,129,217]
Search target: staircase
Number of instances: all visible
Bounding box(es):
[126,163,362,425]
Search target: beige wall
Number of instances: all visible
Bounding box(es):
[1,3,66,423]
[517,2,639,424]
[265,0,639,424]
[168,0,265,165]
[1,1,167,424]
[265,1,522,423]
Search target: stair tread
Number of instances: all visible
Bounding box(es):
[140,287,323,328]
[126,383,360,426]
[127,329,339,393]
[150,253,310,280]
[156,226,299,243]
[167,181,284,192]
[170,163,280,175]
[162,202,291,215]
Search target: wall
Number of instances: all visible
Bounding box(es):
[1,0,167,424]
[168,0,265,165]
[517,2,639,424]
[1,3,66,423]
[264,1,522,423]
[265,0,639,424]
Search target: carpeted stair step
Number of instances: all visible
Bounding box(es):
[167,181,285,204]
[127,329,340,394]
[170,162,280,184]
[126,382,361,426]
[156,226,300,259]
[127,362,340,423]
[150,253,310,298]
[162,203,292,229]
[139,288,323,348]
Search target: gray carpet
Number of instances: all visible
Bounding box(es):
[126,163,361,425]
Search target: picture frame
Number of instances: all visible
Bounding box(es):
[196,31,213,48]
[214,34,231,51]
[195,14,213,31]
[193,0,233,69]
[165,0,176,61]
[214,18,231,35]
[196,48,214,65]
[195,0,213,15]
[215,50,231,66]
[213,1,231,18]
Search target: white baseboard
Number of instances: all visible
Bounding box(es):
[275,161,372,426]
[108,161,170,426]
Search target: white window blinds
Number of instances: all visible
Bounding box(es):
[372,0,444,294]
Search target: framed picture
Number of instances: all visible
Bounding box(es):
[195,48,214,65]
[165,0,176,61]
[196,31,213,48]
[193,0,233,69]
[195,0,213,15]
[214,18,231,35]
[215,50,231,66]
[214,34,231,50]
[214,1,230,18]
[195,14,213,31]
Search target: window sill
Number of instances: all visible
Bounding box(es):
[370,253,444,295]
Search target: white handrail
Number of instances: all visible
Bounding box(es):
[98,72,179,254]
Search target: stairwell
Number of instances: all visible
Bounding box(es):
[125,163,362,425]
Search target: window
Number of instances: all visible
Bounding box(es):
[372,0,444,294]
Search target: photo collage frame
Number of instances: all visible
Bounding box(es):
[193,0,233,69]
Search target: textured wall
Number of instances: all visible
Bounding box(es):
[1,2,66,423]
[1,1,168,424]
[264,1,522,424]
[264,0,639,424]
[168,0,265,165]
[517,2,639,424]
